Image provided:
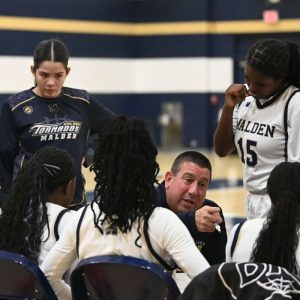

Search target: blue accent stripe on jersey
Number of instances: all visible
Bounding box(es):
[283,90,300,161]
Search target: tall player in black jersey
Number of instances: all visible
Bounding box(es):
[0,39,115,209]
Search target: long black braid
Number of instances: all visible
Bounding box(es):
[90,116,160,246]
[251,162,300,275]
[0,146,75,263]
[246,39,300,88]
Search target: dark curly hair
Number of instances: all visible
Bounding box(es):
[90,116,159,246]
[251,162,300,274]
[246,39,300,88]
[0,146,75,263]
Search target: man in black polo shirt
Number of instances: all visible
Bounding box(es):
[155,151,227,265]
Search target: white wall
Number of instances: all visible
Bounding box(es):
[0,56,233,94]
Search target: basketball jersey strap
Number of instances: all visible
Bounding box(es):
[76,205,89,258]
[143,208,176,271]
[54,208,69,241]
[230,220,246,259]
[284,89,300,161]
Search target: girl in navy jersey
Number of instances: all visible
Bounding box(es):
[0,39,115,208]
[214,39,300,219]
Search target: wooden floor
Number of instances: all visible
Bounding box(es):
[83,149,247,223]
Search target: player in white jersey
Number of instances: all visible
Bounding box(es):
[0,147,76,264]
[226,162,300,276]
[41,116,210,300]
[214,39,300,218]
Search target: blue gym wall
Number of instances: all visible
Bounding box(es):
[0,0,299,148]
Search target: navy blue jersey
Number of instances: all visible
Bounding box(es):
[0,87,115,206]
[155,183,227,265]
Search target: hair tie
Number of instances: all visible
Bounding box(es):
[42,163,61,176]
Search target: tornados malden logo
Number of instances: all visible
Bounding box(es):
[29,120,82,141]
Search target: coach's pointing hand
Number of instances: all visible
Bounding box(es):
[195,206,222,233]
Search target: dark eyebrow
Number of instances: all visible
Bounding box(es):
[199,178,209,183]
[182,173,195,177]
[38,70,64,75]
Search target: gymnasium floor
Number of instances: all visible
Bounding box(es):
[83,149,247,232]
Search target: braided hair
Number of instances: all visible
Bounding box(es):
[90,116,159,245]
[0,146,75,263]
[246,39,300,88]
[251,162,300,274]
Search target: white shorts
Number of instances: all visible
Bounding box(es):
[246,192,271,219]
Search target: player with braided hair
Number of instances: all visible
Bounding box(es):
[0,146,76,264]
[0,38,115,209]
[214,39,300,218]
[91,116,160,236]
[41,116,210,300]
[226,161,300,275]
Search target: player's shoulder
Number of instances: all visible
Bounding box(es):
[286,85,300,103]
[151,206,181,221]
[242,218,265,230]
[278,85,298,100]
[240,96,255,109]
[6,89,36,111]
[233,97,255,117]
[62,87,92,104]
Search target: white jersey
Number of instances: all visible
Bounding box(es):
[41,205,209,300]
[233,85,300,194]
[39,203,76,265]
[226,218,300,275]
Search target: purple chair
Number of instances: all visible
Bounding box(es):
[0,250,57,300]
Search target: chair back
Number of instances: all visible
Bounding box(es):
[0,250,58,300]
[71,255,181,300]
